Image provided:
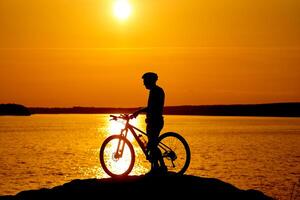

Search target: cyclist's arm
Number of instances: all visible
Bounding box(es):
[132,107,147,118]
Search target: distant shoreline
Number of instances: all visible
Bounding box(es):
[1,102,299,117]
[0,104,31,116]
[27,102,300,117]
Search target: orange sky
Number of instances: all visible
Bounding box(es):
[0,0,299,107]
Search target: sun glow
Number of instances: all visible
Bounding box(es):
[104,139,133,175]
[107,116,138,142]
[113,0,132,21]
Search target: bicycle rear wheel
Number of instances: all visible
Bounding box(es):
[100,135,135,177]
[158,132,190,174]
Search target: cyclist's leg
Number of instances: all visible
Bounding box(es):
[146,125,160,169]
[155,119,166,168]
[147,119,166,170]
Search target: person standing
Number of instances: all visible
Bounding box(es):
[131,72,167,174]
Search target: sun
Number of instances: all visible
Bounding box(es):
[113,0,132,21]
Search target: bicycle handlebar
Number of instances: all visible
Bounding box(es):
[110,114,134,121]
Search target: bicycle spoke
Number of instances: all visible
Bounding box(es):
[158,132,190,174]
[100,135,135,177]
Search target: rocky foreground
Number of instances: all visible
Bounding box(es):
[1,174,274,200]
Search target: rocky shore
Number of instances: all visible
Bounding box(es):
[1,174,274,200]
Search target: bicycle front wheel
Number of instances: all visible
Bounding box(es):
[158,132,191,175]
[100,135,135,177]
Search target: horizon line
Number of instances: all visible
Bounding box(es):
[24,101,300,108]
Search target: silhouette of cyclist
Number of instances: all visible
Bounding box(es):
[131,72,167,174]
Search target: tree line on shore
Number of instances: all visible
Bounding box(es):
[1,102,299,117]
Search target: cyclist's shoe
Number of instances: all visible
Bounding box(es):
[159,165,168,174]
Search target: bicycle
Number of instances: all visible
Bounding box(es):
[100,114,191,177]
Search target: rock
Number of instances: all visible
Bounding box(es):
[1,174,274,200]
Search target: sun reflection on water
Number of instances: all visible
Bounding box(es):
[103,137,134,175]
[0,114,299,199]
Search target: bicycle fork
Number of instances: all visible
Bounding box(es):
[115,129,128,159]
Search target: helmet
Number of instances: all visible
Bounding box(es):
[142,72,158,81]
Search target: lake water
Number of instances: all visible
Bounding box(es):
[0,114,299,199]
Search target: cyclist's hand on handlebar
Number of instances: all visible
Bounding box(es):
[130,111,139,119]
[129,114,135,119]
[133,111,140,118]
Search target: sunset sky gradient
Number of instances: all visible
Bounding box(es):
[0,0,299,107]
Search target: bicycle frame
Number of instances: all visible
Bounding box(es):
[112,115,173,161]
[115,118,148,157]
